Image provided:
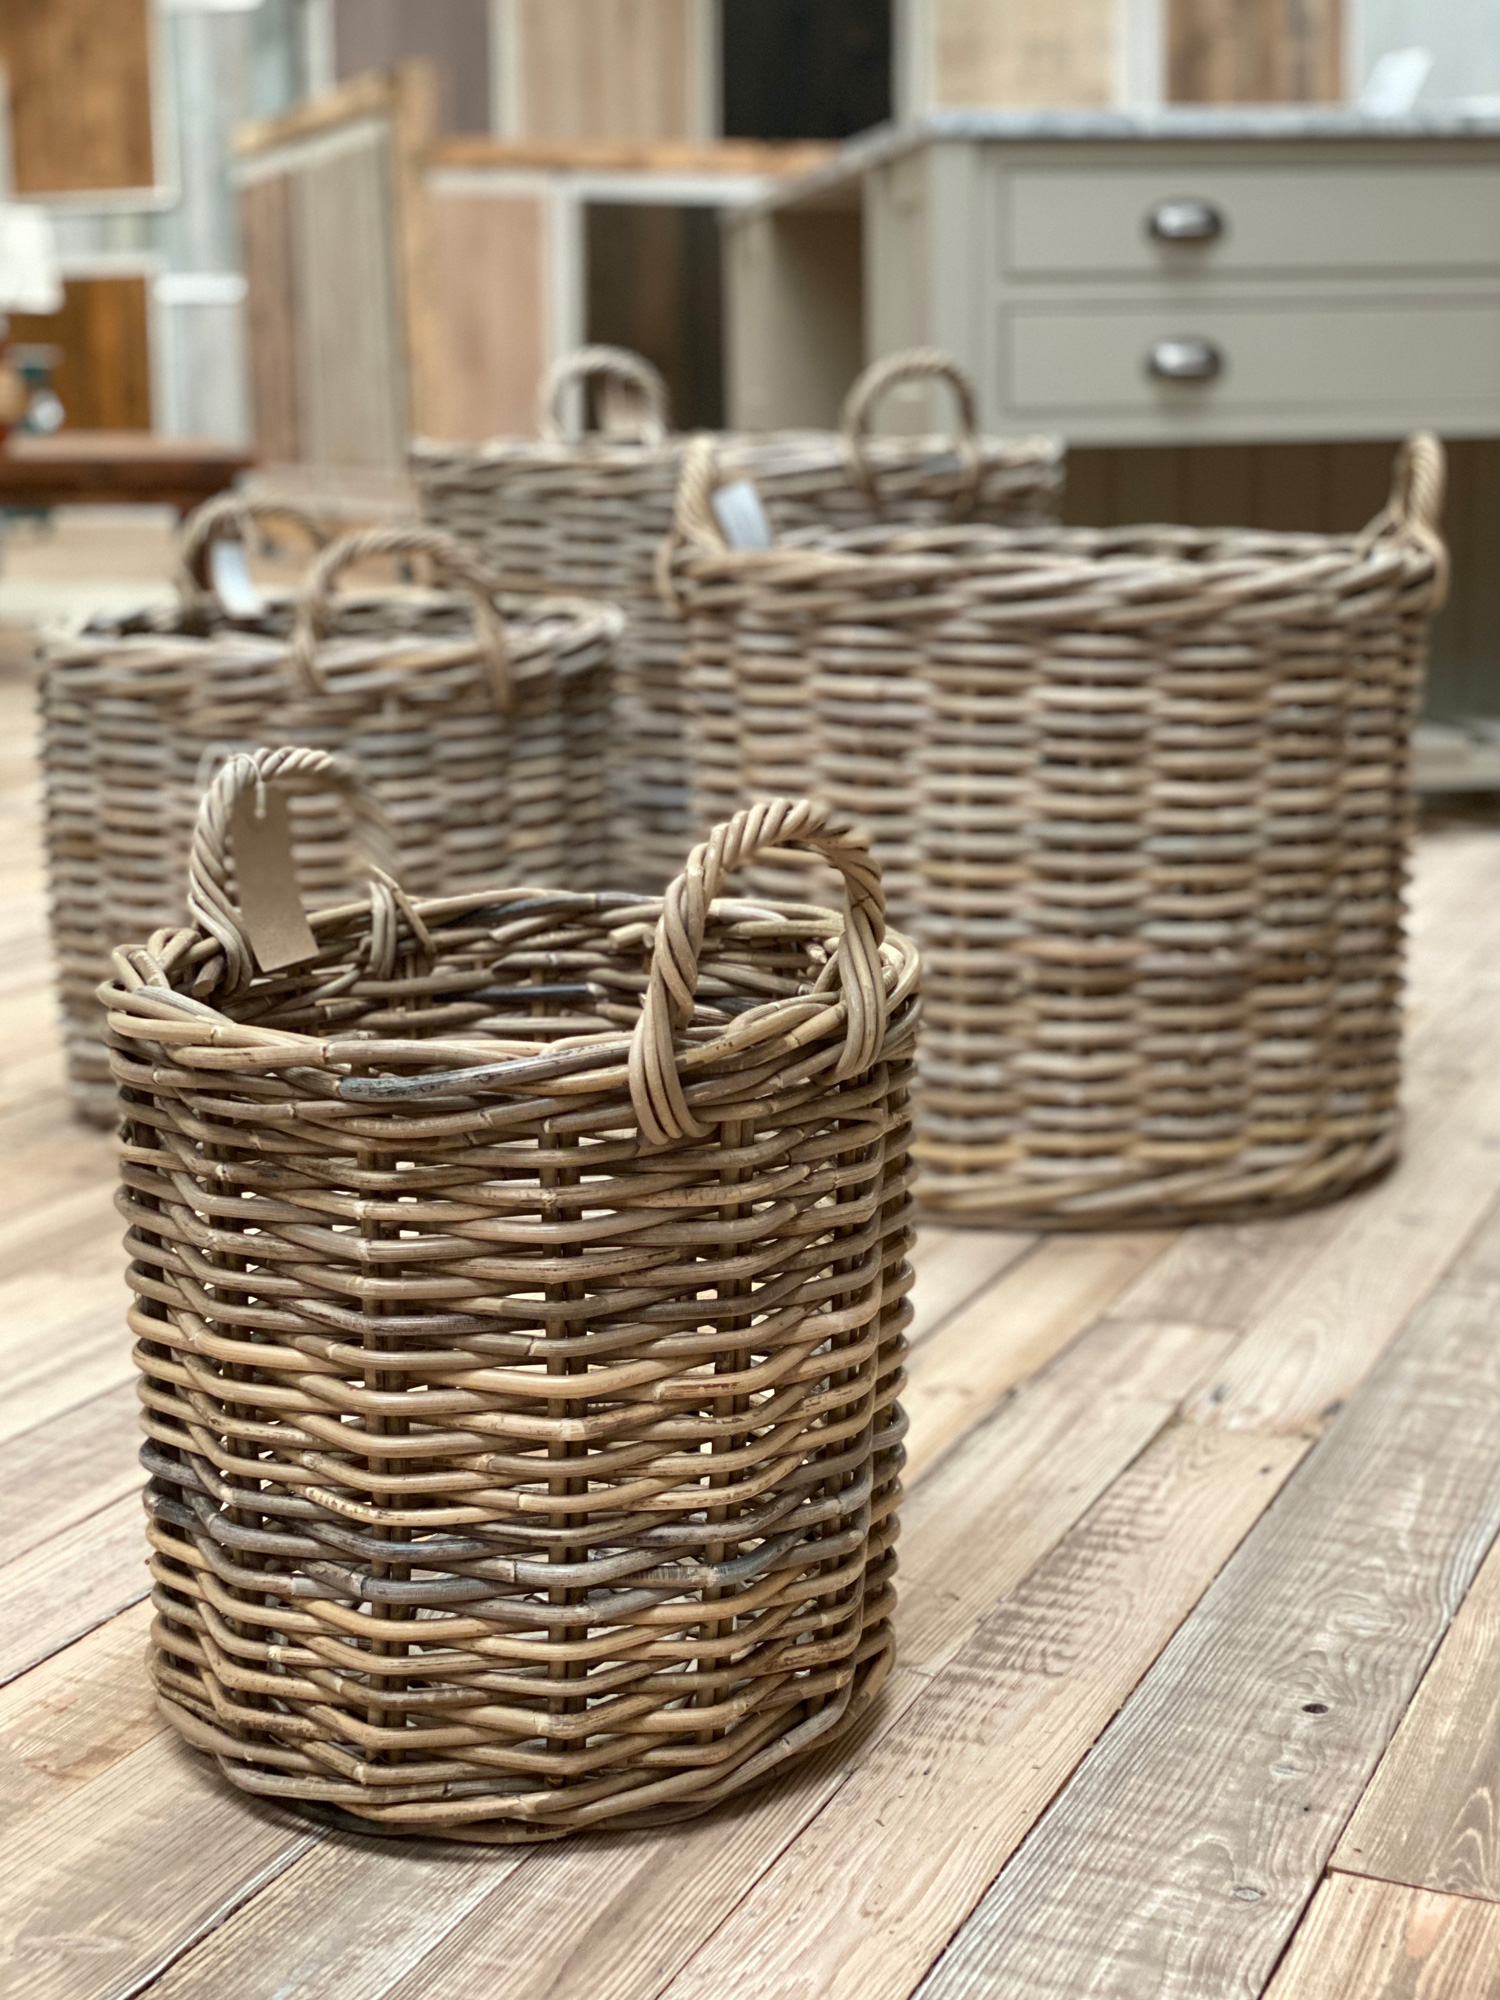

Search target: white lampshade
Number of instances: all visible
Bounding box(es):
[0,204,62,315]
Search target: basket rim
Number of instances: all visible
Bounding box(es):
[100,881,923,1108]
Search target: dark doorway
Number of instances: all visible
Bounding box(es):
[720,0,893,141]
[584,204,725,431]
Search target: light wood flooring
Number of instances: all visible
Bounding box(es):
[6,661,1500,1999]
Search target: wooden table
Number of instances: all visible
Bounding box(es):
[0,430,251,515]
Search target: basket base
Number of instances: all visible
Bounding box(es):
[914,1128,1400,1233]
[155,1633,895,1846]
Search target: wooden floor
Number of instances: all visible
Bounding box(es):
[7,660,1500,2000]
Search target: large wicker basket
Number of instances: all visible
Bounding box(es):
[105,748,919,1841]
[670,434,1448,1228]
[42,519,619,1124]
[412,345,1062,892]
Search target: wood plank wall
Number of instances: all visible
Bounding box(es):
[513,0,700,141]
[1066,440,1500,719]
[7,280,152,431]
[0,0,155,193]
[1167,0,1343,102]
[239,177,303,462]
[424,189,548,439]
[931,0,1118,107]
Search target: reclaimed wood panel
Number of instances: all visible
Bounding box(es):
[663,1426,1310,2000]
[1266,1874,1500,1999]
[916,1271,1500,2000]
[425,189,547,441]
[933,0,1116,109]
[0,0,154,194]
[901,1233,1176,1484]
[8,278,152,433]
[0,1494,146,1686]
[515,0,698,142]
[1168,0,1342,102]
[239,174,303,463]
[1335,1516,1500,1899]
[0,1603,158,1842]
[294,133,408,468]
[1183,1012,1500,1435]
[0,1734,317,2000]
[0,1380,140,1568]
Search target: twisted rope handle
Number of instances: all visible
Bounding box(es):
[1361,431,1450,609]
[173,492,328,609]
[187,746,399,997]
[539,344,671,446]
[628,798,889,1148]
[289,523,514,709]
[655,432,723,613]
[840,348,981,517]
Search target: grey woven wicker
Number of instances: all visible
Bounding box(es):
[105,746,919,1842]
[663,350,1062,913]
[668,434,1448,1228]
[412,345,1062,895]
[41,519,620,1124]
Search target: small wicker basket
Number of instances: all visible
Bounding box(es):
[413,345,1062,893]
[669,434,1448,1228]
[41,516,619,1124]
[106,747,918,1841]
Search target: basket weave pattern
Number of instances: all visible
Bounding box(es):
[671,437,1447,1227]
[415,346,1062,893]
[105,756,919,1840]
[41,521,618,1123]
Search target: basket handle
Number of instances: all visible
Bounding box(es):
[1361,431,1450,608]
[187,746,400,997]
[628,797,889,1148]
[539,344,671,446]
[173,492,328,610]
[654,432,727,614]
[840,348,981,517]
[289,524,514,710]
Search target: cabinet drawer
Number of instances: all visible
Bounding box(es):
[1007,299,1500,420]
[1007,167,1500,277]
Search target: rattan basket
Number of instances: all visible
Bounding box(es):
[42,518,619,1124]
[105,747,918,1842]
[669,434,1448,1228]
[413,345,1062,893]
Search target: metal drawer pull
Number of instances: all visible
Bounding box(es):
[1148,198,1224,243]
[1148,337,1223,383]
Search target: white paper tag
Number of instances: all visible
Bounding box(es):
[209,536,267,619]
[711,479,774,552]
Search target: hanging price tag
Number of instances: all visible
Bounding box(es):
[228,783,318,972]
[209,536,267,618]
[711,479,774,551]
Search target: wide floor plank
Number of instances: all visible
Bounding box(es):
[1264,1873,1500,2000]
[915,1271,1500,2000]
[0,1494,148,1686]
[659,1425,1309,2000]
[1335,1510,1500,1901]
[0,1381,141,1567]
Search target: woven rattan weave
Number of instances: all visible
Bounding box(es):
[105,749,918,1841]
[669,435,1447,1228]
[42,518,619,1124]
[413,346,1061,893]
[663,351,1061,914]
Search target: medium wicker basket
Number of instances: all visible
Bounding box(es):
[106,747,918,1841]
[41,518,619,1125]
[670,434,1448,1228]
[412,345,1062,893]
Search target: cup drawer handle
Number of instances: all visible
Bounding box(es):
[1147,337,1223,383]
[1149,198,1224,242]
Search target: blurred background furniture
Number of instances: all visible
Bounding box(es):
[0,434,251,517]
[724,109,1500,736]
